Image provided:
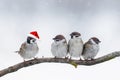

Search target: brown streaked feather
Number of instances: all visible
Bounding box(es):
[71,32,81,36]
[82,41,91,55]
[53,35,65,40]
[19,42,26,54]
[67,43,69,52]
[91,37,101,44]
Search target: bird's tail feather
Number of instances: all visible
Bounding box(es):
[14,51,19,53]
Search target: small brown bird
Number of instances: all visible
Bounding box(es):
[68,32,83,60]
[82,37,101,60]
[16,31,40,61]
[51,35,68,58]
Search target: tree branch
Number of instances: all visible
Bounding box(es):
[0,51,120,77]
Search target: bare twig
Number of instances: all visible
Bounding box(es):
[0,51,120,77]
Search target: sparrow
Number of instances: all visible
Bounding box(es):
[82,37,101,60]
[16,31,40,61]
[51,35,68,58]
[68,32,83,60]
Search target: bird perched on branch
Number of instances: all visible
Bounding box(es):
[68,32,83,60]
[82,37,101,60]
[16,31,40,61]
[51,35,68,58]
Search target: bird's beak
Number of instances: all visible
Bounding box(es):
[53,38,55,40]
[70,34,72,36]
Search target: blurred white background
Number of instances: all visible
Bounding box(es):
[0,0,120,80]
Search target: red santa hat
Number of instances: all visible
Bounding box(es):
[28,31,40,39]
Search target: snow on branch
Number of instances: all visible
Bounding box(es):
[0,51,120,77]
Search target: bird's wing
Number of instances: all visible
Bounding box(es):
[67,40,71,52]
[19,42,27,54]
[82,42,90,55]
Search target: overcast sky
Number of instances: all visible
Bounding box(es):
[0,0,120,80]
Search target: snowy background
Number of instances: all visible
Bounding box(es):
[0,0,120,80]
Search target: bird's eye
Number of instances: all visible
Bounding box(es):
[75,35,79,37]
[31,39,36,43]
[32,40,35,42]
[56,39,60,41]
